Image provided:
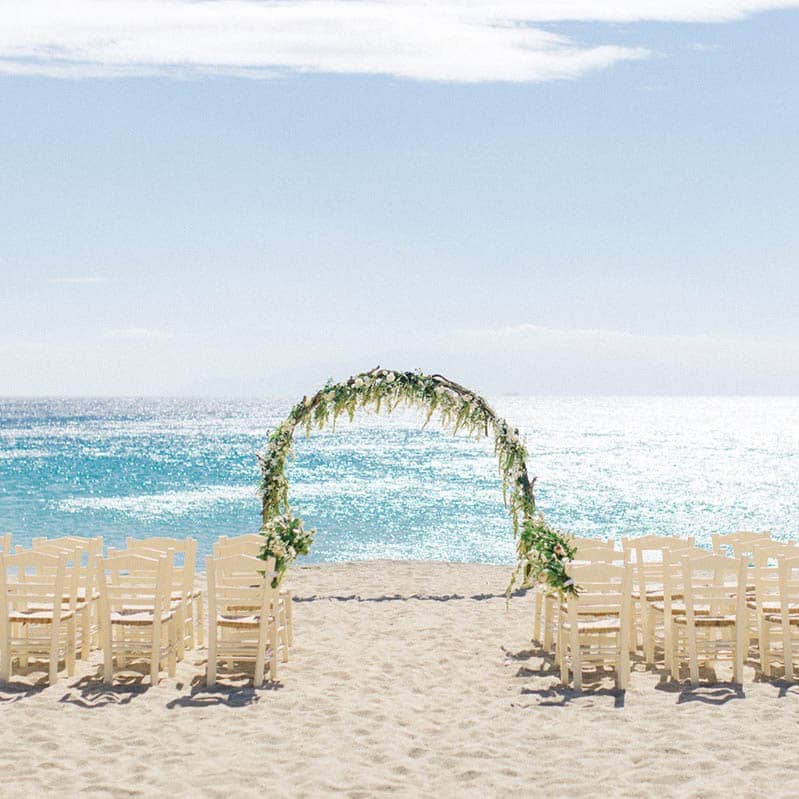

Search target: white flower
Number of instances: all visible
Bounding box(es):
[385,372,395,383]
[354,377,364,389]
[434,386,445,397]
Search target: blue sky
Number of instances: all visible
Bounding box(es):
[1,1,798,396]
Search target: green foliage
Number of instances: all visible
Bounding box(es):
[258,367,576,597]
[260,512,316,588]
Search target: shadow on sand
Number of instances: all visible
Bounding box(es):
[294,589,529,604]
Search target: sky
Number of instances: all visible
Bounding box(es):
[1,1,798,396]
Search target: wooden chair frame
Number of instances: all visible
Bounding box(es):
[206,553,285,686]
[96,553,176,685]
[558,561,632,691]
[0,550,76,684]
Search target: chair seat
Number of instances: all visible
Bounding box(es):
[217,613,276,628]
[649,601,714,616]
[764,613,799,625]
[26,600,87,613]
[631,584,661,601]
[561,618,622,634]
[110,609,174,625]
[9,608,75,623]
[747,600,799,614]
[673,615,737,627]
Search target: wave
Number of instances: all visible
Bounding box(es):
[56,485,259,518]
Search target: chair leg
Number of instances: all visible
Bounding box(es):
[206,621,217,686]
[571,625,582,691]
[279,603,289,663]
[150,623,161,685]
[168,618,177,678]
[533,588,542,643]
[184,597,195,651]
[48,622,60,685]
[117,626,127,669]
[175,604,185,661]
[81,606,91,660]
[642,604,655,665]
[670,630,681,681]
[543,596,554,652]
[269,622,279,682]
[734,622,745,684]
[102,621,114,684]
[255,626,267,687]
[688,630,700,685]
[66,617,76,677]
[759,618,771,677]
[195,594,204,648]
[663,614,673,672]
[285,591,293,647]
[617,640,629,690]
[783,621,794,681]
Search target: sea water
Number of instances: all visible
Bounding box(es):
[1,397,797,561]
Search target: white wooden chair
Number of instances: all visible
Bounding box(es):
[753,553,799,679]
[669,553,747,684]
[30,537,102,659]
[214,535,293,648]
[96,552,176,684]
[622,534,697,658]
[215,533,264,549]
[532,537,616,651]
[712,531,771,557]
[558,561,632,690]
[206,553,285,686]
[126,537,203,653]
[0,550,77,684]
[744,540,797,674]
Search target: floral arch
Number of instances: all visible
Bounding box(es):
[258,367,575,596]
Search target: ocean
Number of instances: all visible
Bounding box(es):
[1,396,797,562]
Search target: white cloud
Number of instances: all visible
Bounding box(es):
[0,0,796,83]
[108,327,173,341]
[456,322,799,393]
[465,322,771,355]
[47,276,107,284]
[468,322,726,349]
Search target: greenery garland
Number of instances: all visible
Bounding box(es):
[258,367,576,596]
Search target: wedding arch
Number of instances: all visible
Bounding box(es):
[257,367,575,596]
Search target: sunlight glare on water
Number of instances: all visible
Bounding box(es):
[0,397,797,560]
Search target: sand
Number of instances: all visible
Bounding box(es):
[2,560,799,798]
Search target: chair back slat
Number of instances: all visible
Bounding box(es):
[97,553,172,615]
[0,550,68,619]
[712,530,771,557]
[622,536,696,598]
[126,537,197,597]
[213,537,263,559]
[207,553,277,618]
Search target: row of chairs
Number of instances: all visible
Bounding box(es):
[0,532,293,687]
[533,530,799,690]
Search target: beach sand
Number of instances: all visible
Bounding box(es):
[2,560,798,798]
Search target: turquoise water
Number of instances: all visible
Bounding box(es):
[1,397,798,560]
